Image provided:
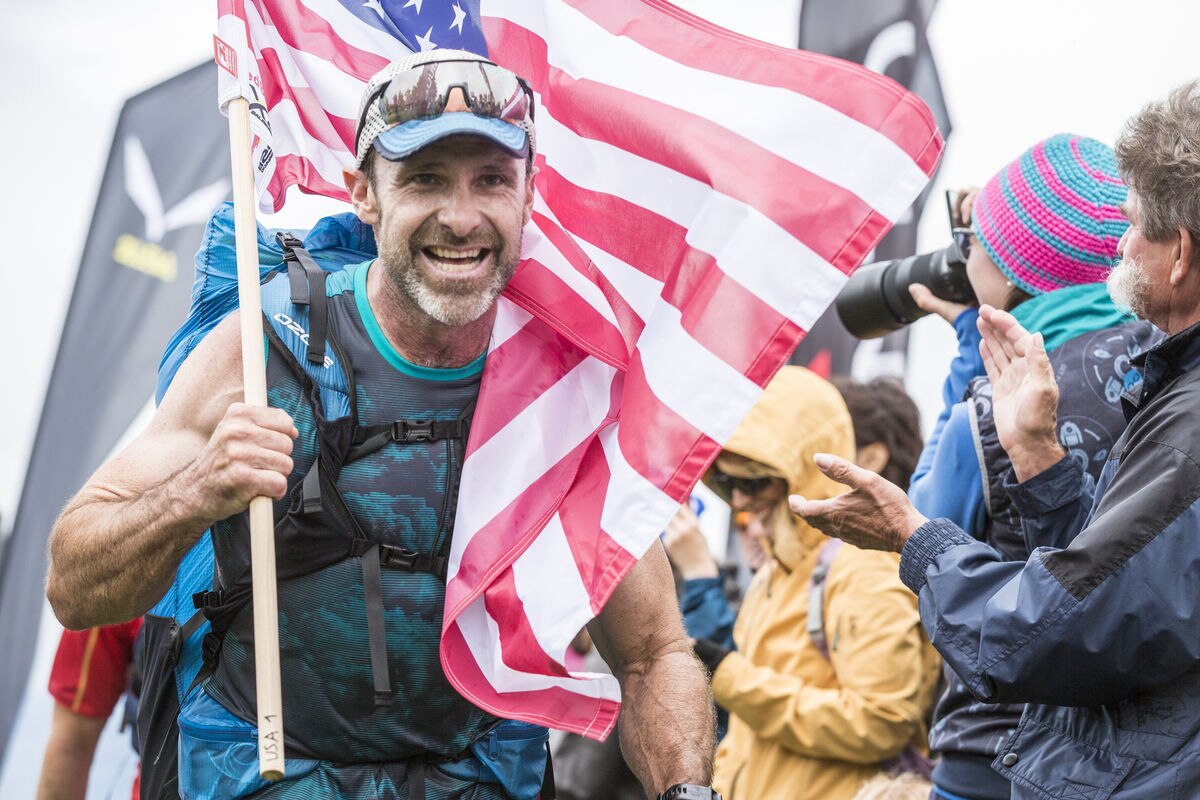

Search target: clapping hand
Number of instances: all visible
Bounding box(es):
[977,305,1065,481]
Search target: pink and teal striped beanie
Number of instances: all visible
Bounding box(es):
[971,134,1128,296]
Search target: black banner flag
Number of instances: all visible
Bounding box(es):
[0,62,229,757]
[791,0,953,378]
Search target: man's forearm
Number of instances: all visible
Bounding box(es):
[617,646,714,797]
[47,472,210,629]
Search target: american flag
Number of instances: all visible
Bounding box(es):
[215,0,942,739]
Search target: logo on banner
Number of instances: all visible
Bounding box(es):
[247,84,272,135]
[116,135,230,282]
[249,103,272,133]
[213,35,238,77]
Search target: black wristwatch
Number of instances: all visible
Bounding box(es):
[658,784,722,800]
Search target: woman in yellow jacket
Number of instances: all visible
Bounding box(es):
[677,366,941,800]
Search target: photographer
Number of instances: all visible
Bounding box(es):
[903,134,1161,800]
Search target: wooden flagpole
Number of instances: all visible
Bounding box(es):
[227,95,286,781]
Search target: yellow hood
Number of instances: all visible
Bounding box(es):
[705,365,855,568]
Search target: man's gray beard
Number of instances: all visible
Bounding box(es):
[380,232,521,327]
[1107,256,1151,319]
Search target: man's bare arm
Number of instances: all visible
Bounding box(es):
[46,316,297,629]
[589,542,714,797]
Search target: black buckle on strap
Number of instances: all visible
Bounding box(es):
[349,540,447,578]
[200,630,223,669]
[392,420,435,442]
[192,590,210,611]
[378,544,421,570]
[191,589,225,612]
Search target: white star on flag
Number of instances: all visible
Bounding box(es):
[450,3,467,33]
[415,26,437,50]
[363,0,386,19]
[403,0,423,14]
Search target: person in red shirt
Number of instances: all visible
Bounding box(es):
[37,618,142,800]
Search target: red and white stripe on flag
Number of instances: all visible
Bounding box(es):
[214,0,943,739]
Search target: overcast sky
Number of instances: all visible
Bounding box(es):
[3,0,1200,525]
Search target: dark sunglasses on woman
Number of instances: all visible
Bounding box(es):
[711,468,776,497]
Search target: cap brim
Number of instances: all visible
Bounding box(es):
[373,112,529,161]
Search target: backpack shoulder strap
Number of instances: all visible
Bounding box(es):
[806,538,845,661]
[276,232,329,367]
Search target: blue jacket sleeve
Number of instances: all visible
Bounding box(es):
[907,401,986,534]
[680,577,736,650]
[943,308,986,407]
[1004,458,1096,552]
[907,309,987,533]
[898,446,1200,708]
[910,309,985,488]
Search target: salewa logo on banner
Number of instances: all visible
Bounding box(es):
[116,135,229,282]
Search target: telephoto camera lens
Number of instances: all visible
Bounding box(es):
[835,243,977,339]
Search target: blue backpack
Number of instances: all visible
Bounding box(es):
[137,202,551,800]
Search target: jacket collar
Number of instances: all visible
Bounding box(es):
[1123,319,1200,417]
[768,514,829,572]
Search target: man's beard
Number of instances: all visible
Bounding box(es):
[1107,256,1151,319]
[378,218,521,327]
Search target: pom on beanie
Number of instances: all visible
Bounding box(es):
[971,134,1128,296]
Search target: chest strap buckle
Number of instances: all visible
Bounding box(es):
[349,540,448,578]
[392,420,435,442]
[379,544,421,570]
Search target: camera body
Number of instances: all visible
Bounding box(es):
[834,190,979,340]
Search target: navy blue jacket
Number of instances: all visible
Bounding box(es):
[900,319,1200,798]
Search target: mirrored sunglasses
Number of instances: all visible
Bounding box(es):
[379,59,534,128]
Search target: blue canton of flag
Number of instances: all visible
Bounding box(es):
[336,0,488,57]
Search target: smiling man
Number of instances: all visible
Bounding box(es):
[46,49,716,800]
